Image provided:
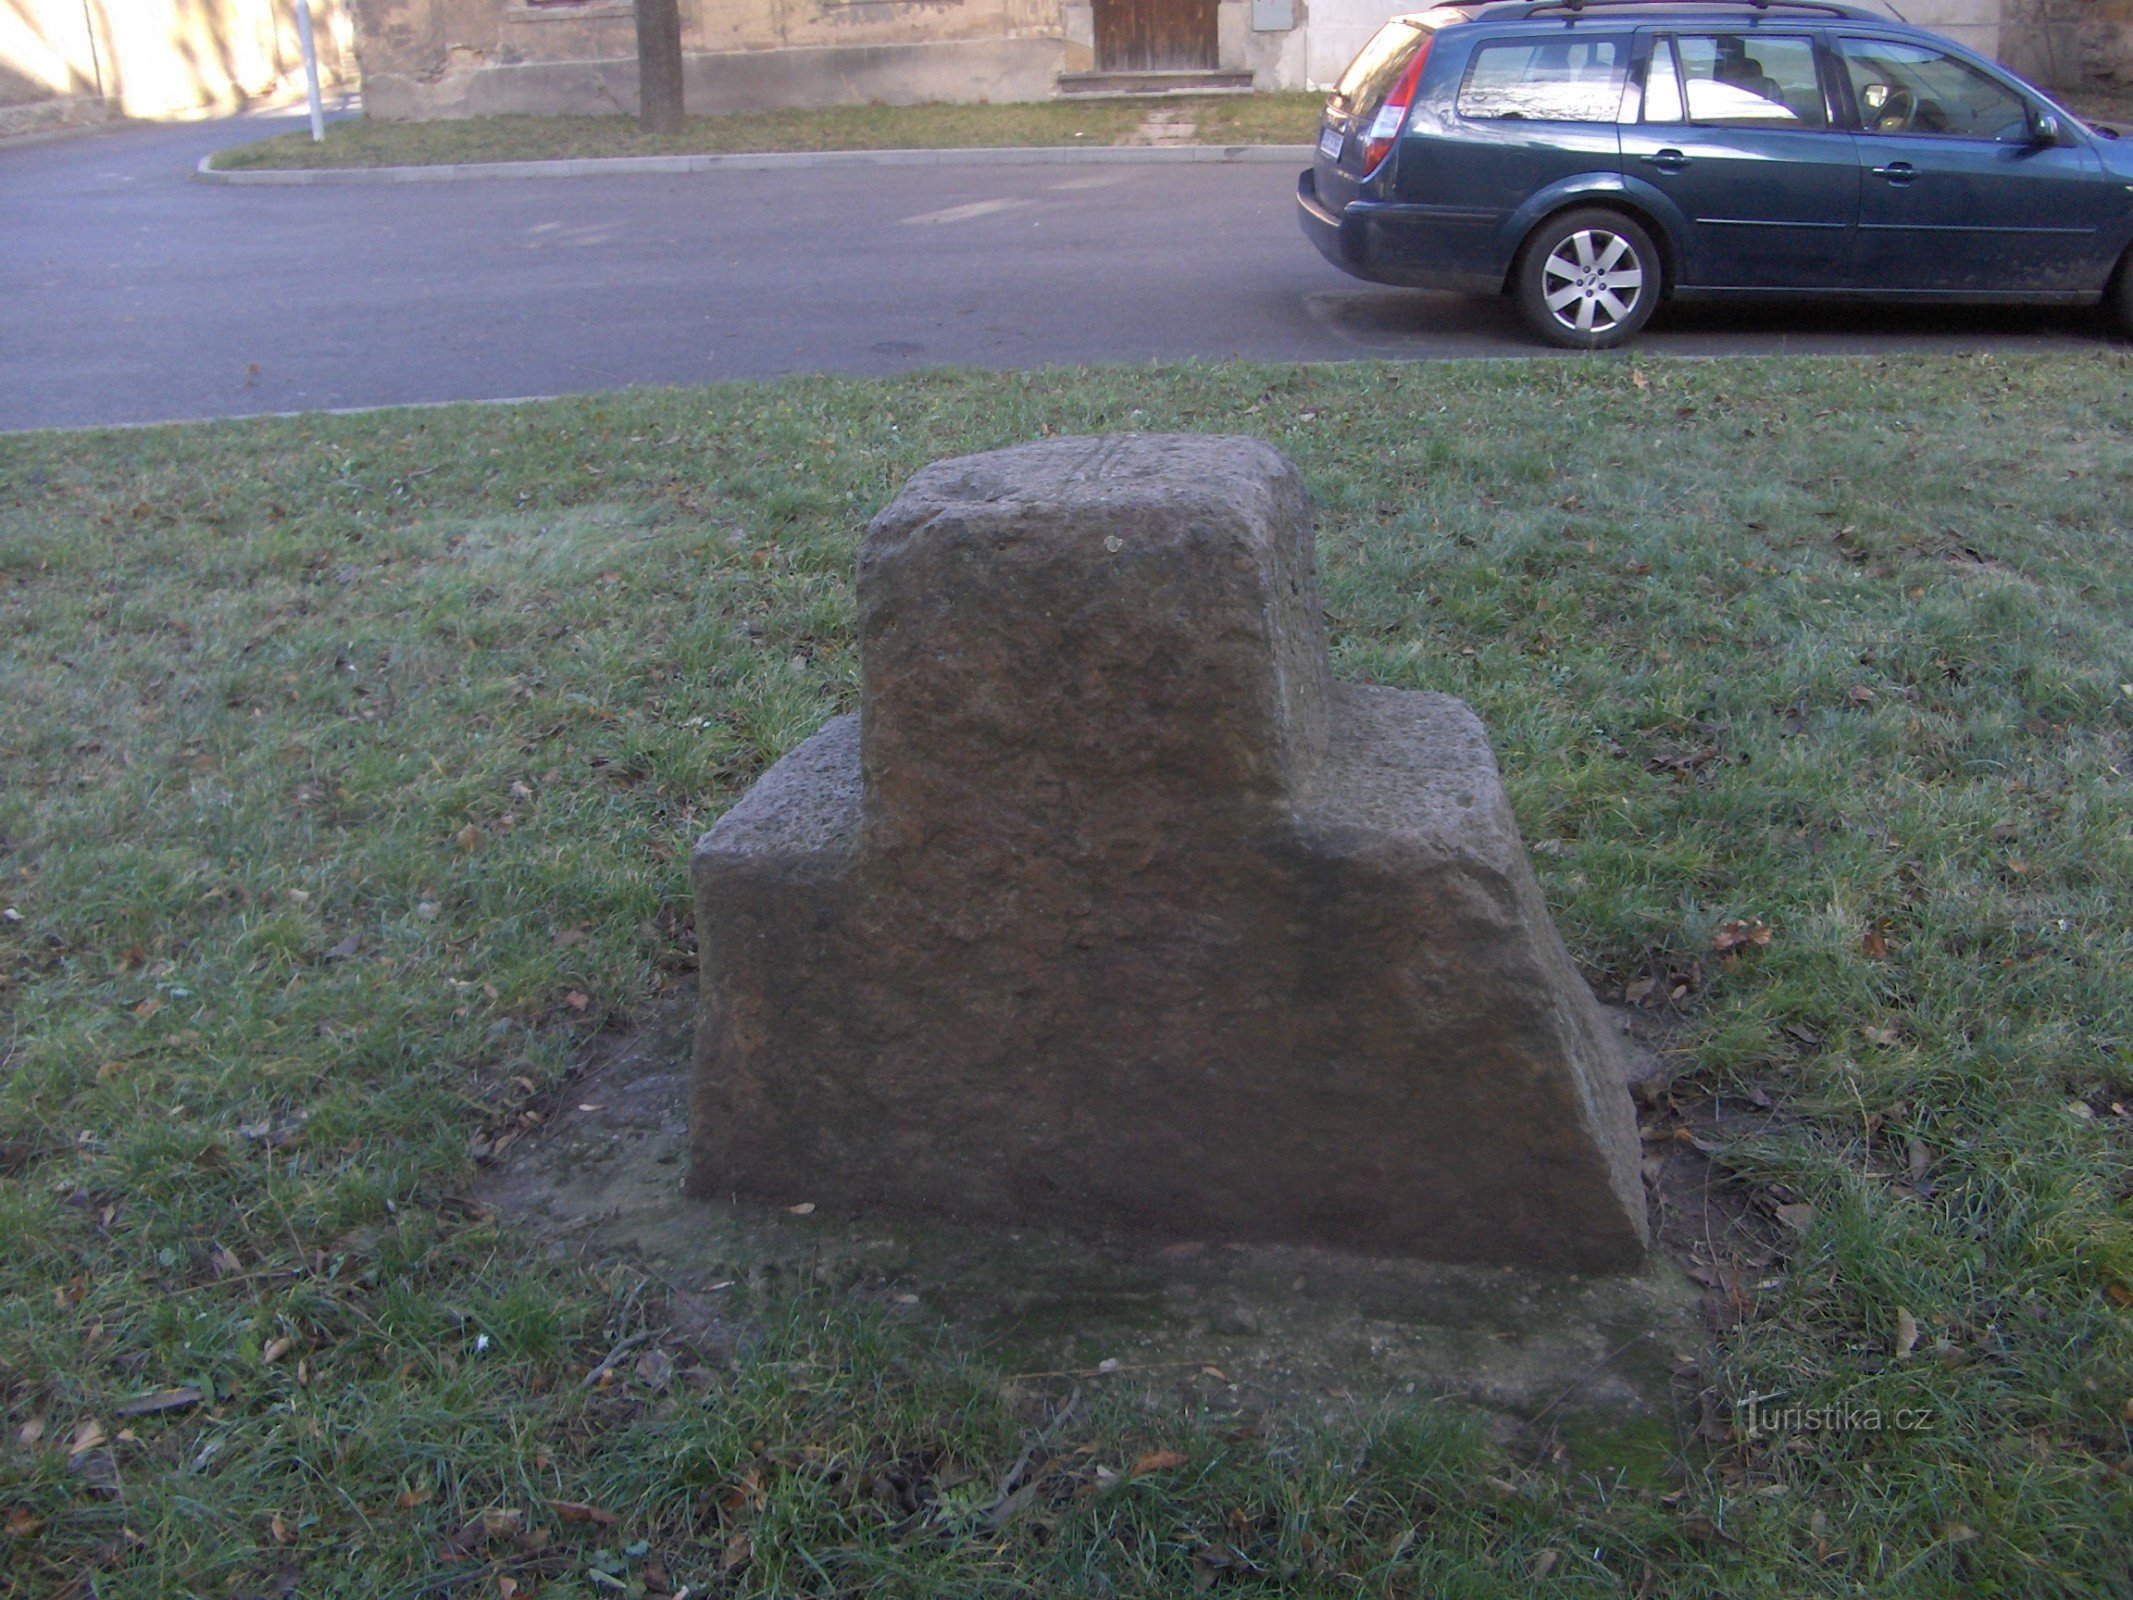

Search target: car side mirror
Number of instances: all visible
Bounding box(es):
[2029,110,2061,145]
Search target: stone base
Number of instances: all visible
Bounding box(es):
[691,435,1647,1272]
[692,685,1646,1270]
[361,37,1069,121]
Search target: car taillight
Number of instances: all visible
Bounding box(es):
[1361,38,1433,172]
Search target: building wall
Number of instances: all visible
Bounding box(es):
[355,0,1067,117]
[348,0,2075,122]
[1,0,358,139]
[2002,0,2133,91]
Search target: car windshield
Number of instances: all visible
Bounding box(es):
[1333,21,1430,115]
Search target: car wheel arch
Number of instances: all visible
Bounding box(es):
[1503,197,1679,299]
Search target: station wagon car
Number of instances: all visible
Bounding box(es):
[1297,0,2133,346]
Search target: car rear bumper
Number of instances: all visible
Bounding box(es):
[1296,170,1500,294]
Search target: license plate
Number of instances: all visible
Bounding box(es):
[1317,126,1345,161]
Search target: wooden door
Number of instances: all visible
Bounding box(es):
[1093,0,1219,71]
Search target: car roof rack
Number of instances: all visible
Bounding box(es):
[1469,0,1878,19]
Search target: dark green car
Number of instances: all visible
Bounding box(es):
[1298,0,2133,347]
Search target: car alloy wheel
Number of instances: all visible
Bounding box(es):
[1542,229,1644,337]
[1516,208,1661,350]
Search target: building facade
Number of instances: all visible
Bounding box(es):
[343,0,2119,123]
[1,0,358,140]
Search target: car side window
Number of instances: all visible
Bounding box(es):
[1836,37,2032,140]
[1456,36,1629,125]
[1657,34,1829,128]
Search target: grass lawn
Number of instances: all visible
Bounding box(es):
[206,95,1323,171]
[3,354,2132,1598]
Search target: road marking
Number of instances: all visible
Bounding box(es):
[899,197,1031,226]
[1048,172,1136,192]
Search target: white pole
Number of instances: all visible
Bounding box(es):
[295,0,326,143]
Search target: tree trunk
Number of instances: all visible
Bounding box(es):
[636,0,684,133]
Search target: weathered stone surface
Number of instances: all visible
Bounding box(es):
[691,434,1647,1270]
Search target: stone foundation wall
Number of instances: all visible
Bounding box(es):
[1,0,357,140]
[353,0,1062,119]
[361,33,1067,118]
[2002,0,2133,92]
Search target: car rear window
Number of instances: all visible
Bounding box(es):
[1333,21,1431,115]
[1456,36,1629,124]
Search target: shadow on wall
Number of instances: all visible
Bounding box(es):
[0,0,356,136]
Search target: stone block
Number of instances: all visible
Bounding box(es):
[690,435,1648,1270]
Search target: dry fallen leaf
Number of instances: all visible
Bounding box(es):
[1711,919,1773,954]
[110,1386,203,1419]
[453,823,484,852]
[721,1529,752,1572]
[70,1419,107,1456]
[262,1336,295,1366]
[563,991,590,1012]
[1773,1202,1816,1234]
[270,1511,293,1546]
[395,1485,432,1511]
[18,1417,44,1447]
[1130,1450,1190,1478]
[1190,1546,1235,1591]
[4,1508,40,1537]
[1893,1307,1920,1360]
[785,1202,815,1215]
[1941,1522,1979,1544]
[1530,1548,1562,1578]
[551,1501,620,1527]
[1862,925,1892,961]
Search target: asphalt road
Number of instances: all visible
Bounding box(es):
[1,111,2118,433]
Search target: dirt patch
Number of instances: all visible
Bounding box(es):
[477,999,1707,1469]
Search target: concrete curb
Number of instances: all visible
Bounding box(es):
[194,142,1314,185]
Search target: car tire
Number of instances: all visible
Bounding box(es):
[2109,251,2133,339]
[1514,209,1662,350]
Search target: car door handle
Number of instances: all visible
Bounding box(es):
[1871,161,1918,185]
[1641,149,1689,171]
